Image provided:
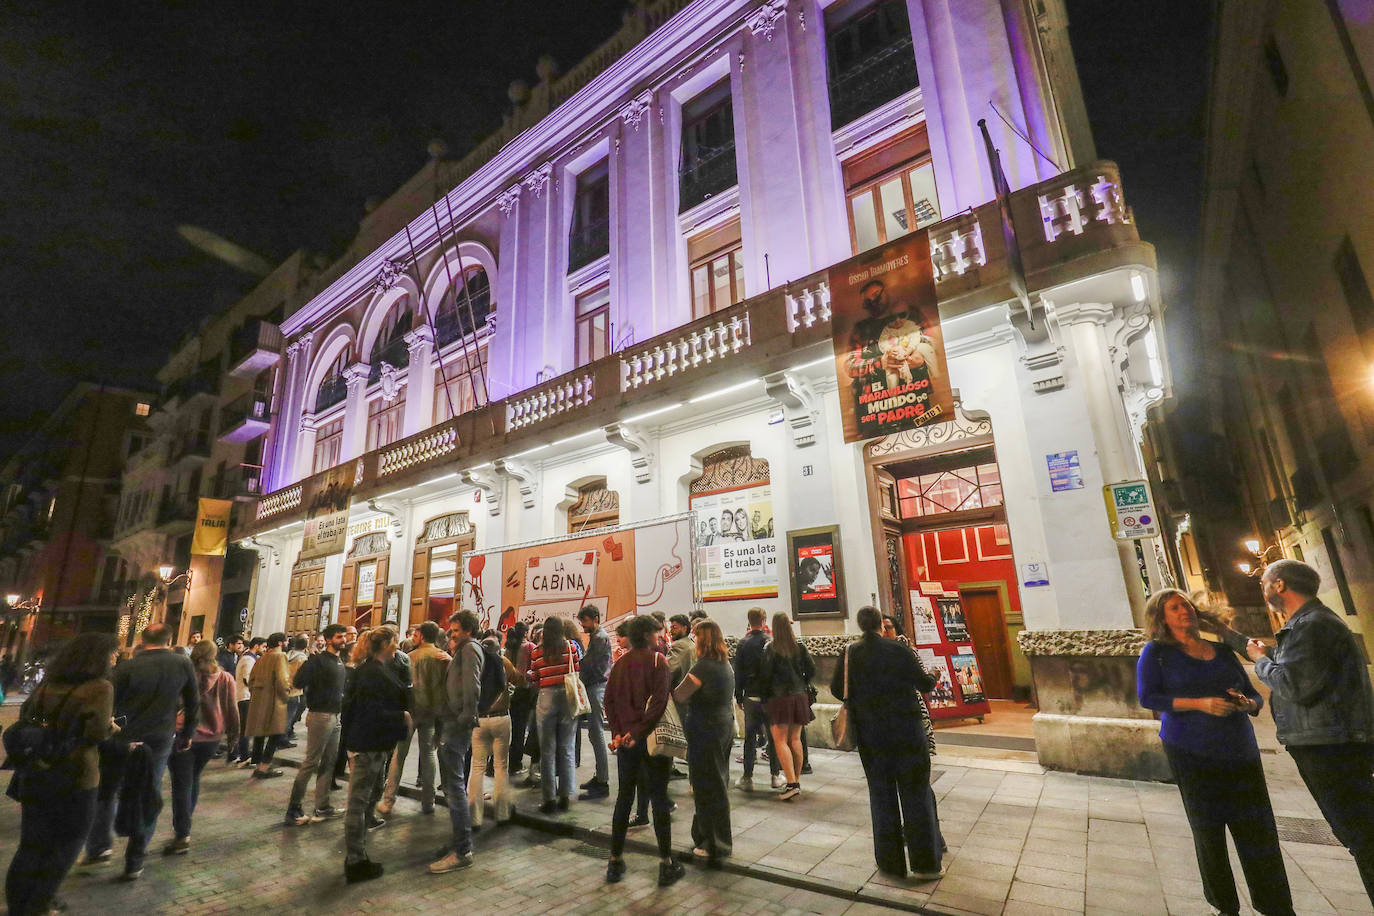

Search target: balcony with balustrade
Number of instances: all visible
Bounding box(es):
[242,161,1151,535]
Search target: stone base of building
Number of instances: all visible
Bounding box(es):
[1018,628,1170,782]
[1031,712,1169,781]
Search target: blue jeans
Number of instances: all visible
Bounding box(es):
[578,681,609,783]
[86,734,174,872]
[437,727,473,856]
[168,741,220,839]
[535,688,575,803]
[742,698,780,778]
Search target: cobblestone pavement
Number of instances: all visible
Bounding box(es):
[3,686,1372,915]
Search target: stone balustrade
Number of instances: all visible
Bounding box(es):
[377,422,460,478]
[506,372,596,430]
[621,309,752,389]
[255,482,302,521]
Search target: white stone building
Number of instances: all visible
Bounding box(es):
[235,0,1169,774]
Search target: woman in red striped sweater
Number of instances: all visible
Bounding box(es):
[525,616,582,814]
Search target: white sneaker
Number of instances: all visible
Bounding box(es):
[734,776,754,792]
[911,866,946,881]
[692,847,711,858]
[770,773,785,789]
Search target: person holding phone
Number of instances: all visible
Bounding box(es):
[1137,589,1294,916]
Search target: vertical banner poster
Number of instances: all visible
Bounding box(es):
[829,231,954,443]
[691,485,779,601]
[919,648,958,710]
[951,647,987,704]
[910,593,941,645]
[191,498,232,556]
[301,464,354,560]
[936,593,970,642]
[787,526,845,616]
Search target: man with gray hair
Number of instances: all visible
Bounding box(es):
[1246,558,1374,902]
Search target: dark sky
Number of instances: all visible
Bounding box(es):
[0,0,1211,457]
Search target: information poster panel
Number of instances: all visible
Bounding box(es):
[691,483,779,601]
[914,583,992,720]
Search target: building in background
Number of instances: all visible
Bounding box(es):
[232,0,1171,776]
[1151,1,1374,666]
[107,252,312,646]
[0,383,153,658]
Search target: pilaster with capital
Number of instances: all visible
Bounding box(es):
[340,363,371,463]
[294,414,319,482]
[271,331,314,489]
[402,325,435,435]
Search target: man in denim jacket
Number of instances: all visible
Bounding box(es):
[1246,559,1374,902]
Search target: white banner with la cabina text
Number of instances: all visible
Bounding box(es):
[525,550,598,603]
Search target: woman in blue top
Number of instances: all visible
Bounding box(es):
[1137,589,1294,916]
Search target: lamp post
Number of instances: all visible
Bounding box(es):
[155,566,194,644]
[1236,539,1283,578]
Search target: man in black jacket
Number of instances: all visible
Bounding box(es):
[734,607,782,791]
[832,606,941,880]
[83,623,198,881]
[284,624,349,826]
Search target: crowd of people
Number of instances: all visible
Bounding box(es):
[4,555,1372,915]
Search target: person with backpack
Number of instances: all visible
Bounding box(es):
[757,613,814,801]
[430,611,482,875]
[5,632,117,916]
[468,633,515,828]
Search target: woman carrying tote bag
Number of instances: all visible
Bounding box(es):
[603,615,684,888]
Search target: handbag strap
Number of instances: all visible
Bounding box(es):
[843,645,851,702]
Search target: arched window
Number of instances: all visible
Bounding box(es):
[435,265,491,348]
[368,299,414,382]
[314,349,350,414]
[568,480,619,533]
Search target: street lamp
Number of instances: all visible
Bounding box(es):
[1237,539,1282,577]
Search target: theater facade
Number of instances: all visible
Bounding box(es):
[234,0,1171,776]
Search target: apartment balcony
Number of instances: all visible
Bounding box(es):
[219,392,271,442]
[162,367,218,409]
[227,319,283,378]
[211,464,263,502]
[170,431,212,468]
[156,496,197,533]
[827,32,920,129]
[243,161,1150,535]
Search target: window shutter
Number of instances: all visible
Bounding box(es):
[411,544,429,628]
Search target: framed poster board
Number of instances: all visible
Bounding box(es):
[383,585,403,626]
[318,595,334,630]
[786,525,846,617]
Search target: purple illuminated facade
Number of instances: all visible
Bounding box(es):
[235,0,1171,776]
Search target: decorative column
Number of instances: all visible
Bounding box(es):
[340,363,371,462]
[271,332,312,489]
[295,415,318,482]
[485,183,522,401]
[403,325,435,435]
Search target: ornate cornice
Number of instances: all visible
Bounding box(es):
[522,162,553,198]
[404,325,435,352]
[619,92,653,131]
[342,363,371,390]
[374,259,408,293]
[748,0,787,40]
[497,184,522,217]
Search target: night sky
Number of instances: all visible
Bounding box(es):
[0,1,1211,457]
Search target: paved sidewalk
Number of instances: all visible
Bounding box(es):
[280,701,1371,916]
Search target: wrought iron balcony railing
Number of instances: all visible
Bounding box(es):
[368,337,411,383]
[828,33,919,129]
[679,141,737,212]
